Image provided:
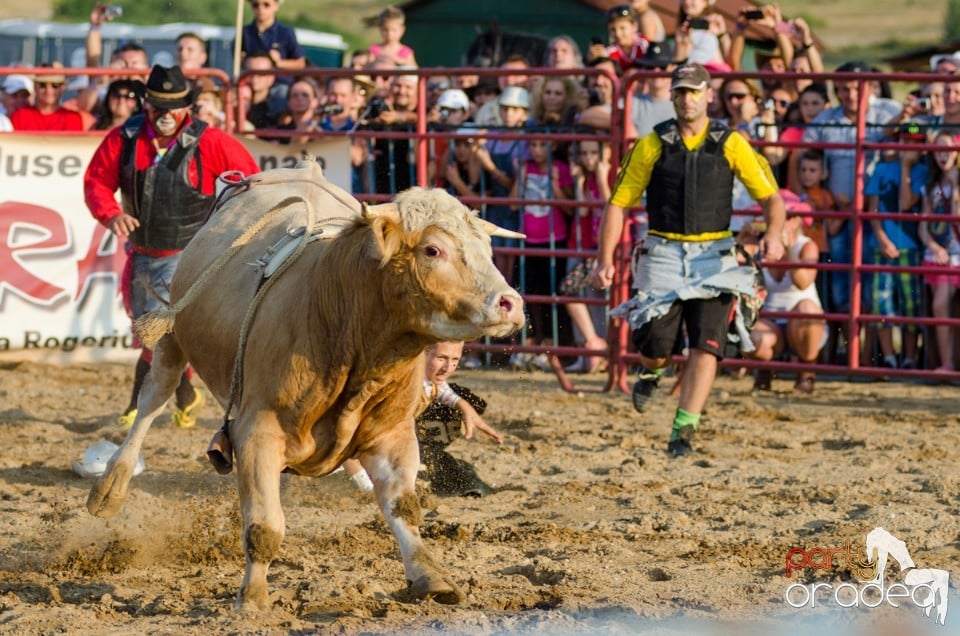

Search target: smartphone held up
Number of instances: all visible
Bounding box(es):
[103,4,123,20]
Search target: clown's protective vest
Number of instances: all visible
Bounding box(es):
[118,114,213,250]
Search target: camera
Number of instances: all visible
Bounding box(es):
[743,9,764,20]
[688,17,710,30]
[917,97,932,111]
[763,98,776,111]
[361,96,390,120]
[319,103,344,116]
[103,4,123,20]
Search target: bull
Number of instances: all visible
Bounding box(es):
[86,159,525,610]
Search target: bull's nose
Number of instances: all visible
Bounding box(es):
[497,291,525,326]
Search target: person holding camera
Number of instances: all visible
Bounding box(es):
[273,77,325,145]
[576,57,620,132]
[674,0,731,71]
[429,89,474,190]
[727,4,796,90]
[77,4,149,117]
[368,72,419,195]
[240,52,286,133]
[319,76,371,194]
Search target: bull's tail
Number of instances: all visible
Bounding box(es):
[135,195,305,348]
[135,308,178,349]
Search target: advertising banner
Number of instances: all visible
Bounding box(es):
[0,132,351,361]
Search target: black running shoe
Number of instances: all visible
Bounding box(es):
[632,370,661,413]
[667,425,696,457]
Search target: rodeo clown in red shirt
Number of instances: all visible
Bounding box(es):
[84,64,259,429]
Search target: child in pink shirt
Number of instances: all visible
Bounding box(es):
[368,6,417,66]
[510,139,574,365]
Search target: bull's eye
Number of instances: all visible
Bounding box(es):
[424,245,442,258]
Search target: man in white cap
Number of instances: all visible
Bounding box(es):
[429,88,474,190]
[591,62,786,457]
[1,74,34,119]
[84,65,260,430]
[435,88,471,126]
[0,75,33,132]
[930,51,960,73]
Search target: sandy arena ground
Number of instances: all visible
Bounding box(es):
[0,360,958,635]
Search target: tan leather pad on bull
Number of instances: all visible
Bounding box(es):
[190,158,364,282]
[223,157,362,219]
[212,157,361,238]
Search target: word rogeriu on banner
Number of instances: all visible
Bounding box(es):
[784,527,950,625]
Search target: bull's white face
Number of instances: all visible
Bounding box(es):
[368,189,525,341]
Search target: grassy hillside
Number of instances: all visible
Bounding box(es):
[776,0,949,68]
[0,0,950,67]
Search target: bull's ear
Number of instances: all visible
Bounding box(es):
[362,202,404,264]
[362,202,401,223]
[368,216,404,264]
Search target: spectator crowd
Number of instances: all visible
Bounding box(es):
[3,1,960,383]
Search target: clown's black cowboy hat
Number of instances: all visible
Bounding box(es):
[140,65,198,110]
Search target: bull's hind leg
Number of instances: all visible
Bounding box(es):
[233,414,286,612]
[361,423,465,604]
[87,334,187,517]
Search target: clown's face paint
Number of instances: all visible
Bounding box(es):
[145,103,189,136]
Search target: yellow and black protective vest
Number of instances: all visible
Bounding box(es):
[646,119,734,237]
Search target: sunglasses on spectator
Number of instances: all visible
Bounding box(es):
[772,99,792,109]
[250,1,273,7]
[725,92,749,101]
[110,91,138,100]
[606,5,632,20]
[36,82,64,89]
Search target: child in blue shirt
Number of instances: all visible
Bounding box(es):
[863,143,922,369]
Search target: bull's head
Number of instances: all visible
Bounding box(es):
[362,190,525,340]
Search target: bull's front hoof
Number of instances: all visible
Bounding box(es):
[408,574,466,604]
[85,463,134,517]
[235,586,272,612]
